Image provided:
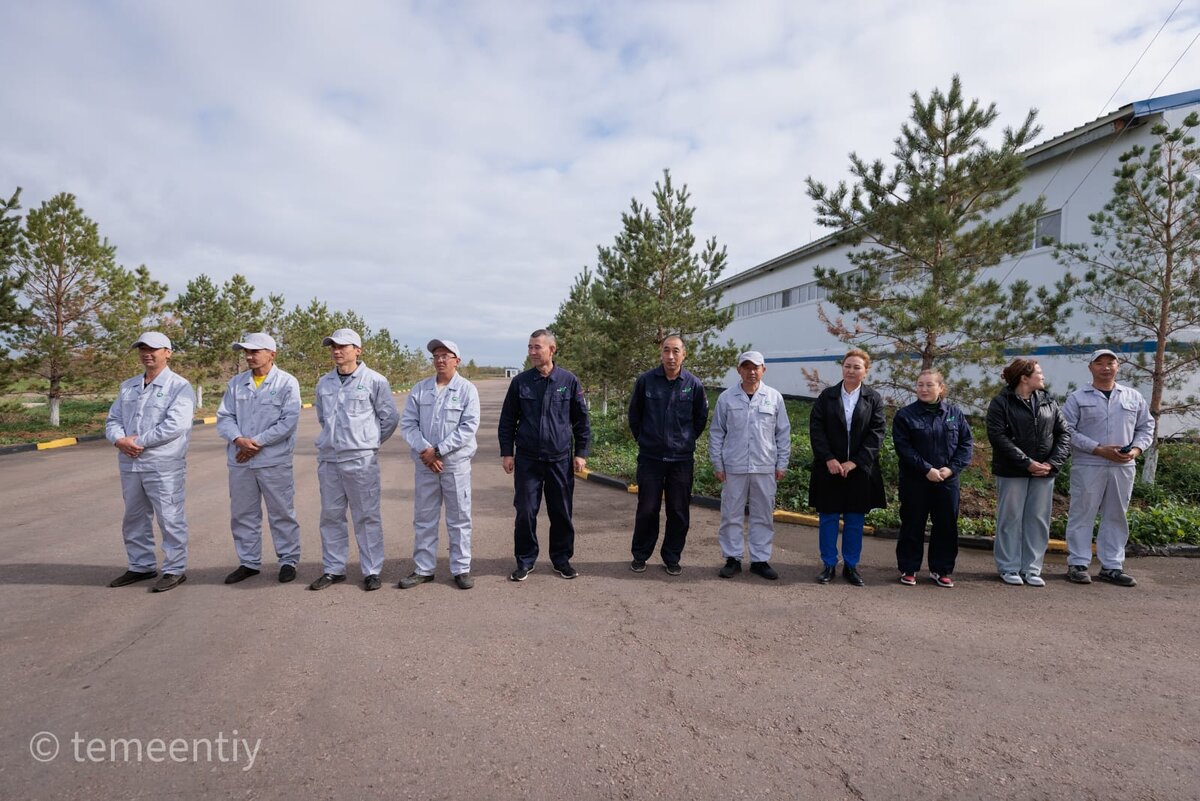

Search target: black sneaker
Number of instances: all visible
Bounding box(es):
[554,562,579,579]
[309,573,347,591]
[1066,565,1093,585]
[151,573,187,593]
[453,573,474,590]
[630,559,647,573]
[663,562,682,576]
[719,557,742,579]
[398,572,434,589]
[108,569,157,588]
[224,565,261,584]
[1097,568,1137,587]
[749,561,779,580]
[363,574,382,591]
[509,564,534,582]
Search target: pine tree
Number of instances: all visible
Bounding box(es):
[0,188,28,391]
[587,170,739,404]
[1055,111,1200,483]
[806,76,1075,404]
[14,193,120,425]
[173,274,235,407]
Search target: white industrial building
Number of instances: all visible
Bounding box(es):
[713,88,1200,431]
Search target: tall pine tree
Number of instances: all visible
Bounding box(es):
[806,76,1075,404]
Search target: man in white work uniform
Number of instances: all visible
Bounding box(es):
[104,331,195,593]
[216,332,303,585]
[310,328,400,592]
[397,338,480,590]
[1062,348,1155,587]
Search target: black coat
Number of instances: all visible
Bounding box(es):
[808,382,887,514]
[985,387,1071,478]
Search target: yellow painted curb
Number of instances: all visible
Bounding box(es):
[36,437,78,450]
[627,483,639,494]
[202,416,217,424]
[773,509,874,534]
[302,403,313,409]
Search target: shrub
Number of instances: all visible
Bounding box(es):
[1127,501,1200,546]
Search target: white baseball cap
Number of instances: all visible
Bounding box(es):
[737,350,765,366]
[427,338,461,359]
[322,329,362,347]
[1090,348,1119,362]
[132,331,172,350]
[232,332,277,352]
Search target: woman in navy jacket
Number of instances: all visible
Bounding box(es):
[808,349,887,586]
[891,369,974,588]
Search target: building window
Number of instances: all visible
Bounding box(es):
[1033,210,1061,249]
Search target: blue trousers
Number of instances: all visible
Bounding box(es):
[818,512,865,568]
[631,458,694,564]
[513,456,575,569]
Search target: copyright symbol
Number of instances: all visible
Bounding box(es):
[30,731,59,762]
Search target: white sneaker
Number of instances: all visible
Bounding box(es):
[1022,573,1046,587]
[1000,572,1024,585]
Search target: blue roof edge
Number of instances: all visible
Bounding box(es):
[1132,89,1200,118]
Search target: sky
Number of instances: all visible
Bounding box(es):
[2,1,1198,367]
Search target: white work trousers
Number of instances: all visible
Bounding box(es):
[411,466,472,576]
[119,468,188,574]
[317,453,385,577]
[718,472,777,563]
[1066,462,1135,570]
[229,464,301,570]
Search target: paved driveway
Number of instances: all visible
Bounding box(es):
[2,378,1198,800]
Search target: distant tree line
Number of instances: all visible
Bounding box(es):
[0,190,428,423]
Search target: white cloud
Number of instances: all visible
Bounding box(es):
[1,0,1197,366]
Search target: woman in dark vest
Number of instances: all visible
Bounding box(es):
[985,358,1071,586]
[891,369,974,588]
[809,349,887,586]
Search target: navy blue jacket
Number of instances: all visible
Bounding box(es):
[892,400,974,479]
[498,365,591,461]
[628,366,708,462]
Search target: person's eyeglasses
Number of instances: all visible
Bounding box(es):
[433,354,457,362]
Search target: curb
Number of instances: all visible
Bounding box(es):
[0,416,221,457]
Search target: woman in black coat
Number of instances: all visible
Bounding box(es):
[809,349,887,586]
[985,358,1071,587]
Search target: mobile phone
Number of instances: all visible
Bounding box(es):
[1118,444,1133,454]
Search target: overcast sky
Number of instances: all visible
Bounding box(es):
[2,1,1198,367]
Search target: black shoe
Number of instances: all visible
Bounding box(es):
[630,559,647,573]
[224,565,261,584]
[151,573,186,592]
[554,562,579,579]
[750,561,779,581]
[843,565,864,587]
[109,569,157,588]
[719,557,742,579]
[1097,568,1137,587]
[278,565,297,583]
[398,572,434,589]
[509,564,534,582]
[308,573,346,591]
[663,562,682,576]
[816,565,836,584]
[363,574,382,591]
[453,573,474,590]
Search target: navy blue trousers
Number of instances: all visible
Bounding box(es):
[896,473,961,575]
[631,458,694,565]
[513,456,575,569]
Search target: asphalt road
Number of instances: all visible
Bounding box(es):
[1,378,1198,800]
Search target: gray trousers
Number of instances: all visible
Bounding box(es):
[411,466,472,576]
[317,453,385,577]
[1066,462,1135,570]
[228,463,301,570]
[119,468,188,574]
[993,475,1054,576]
[718,472,777,563]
